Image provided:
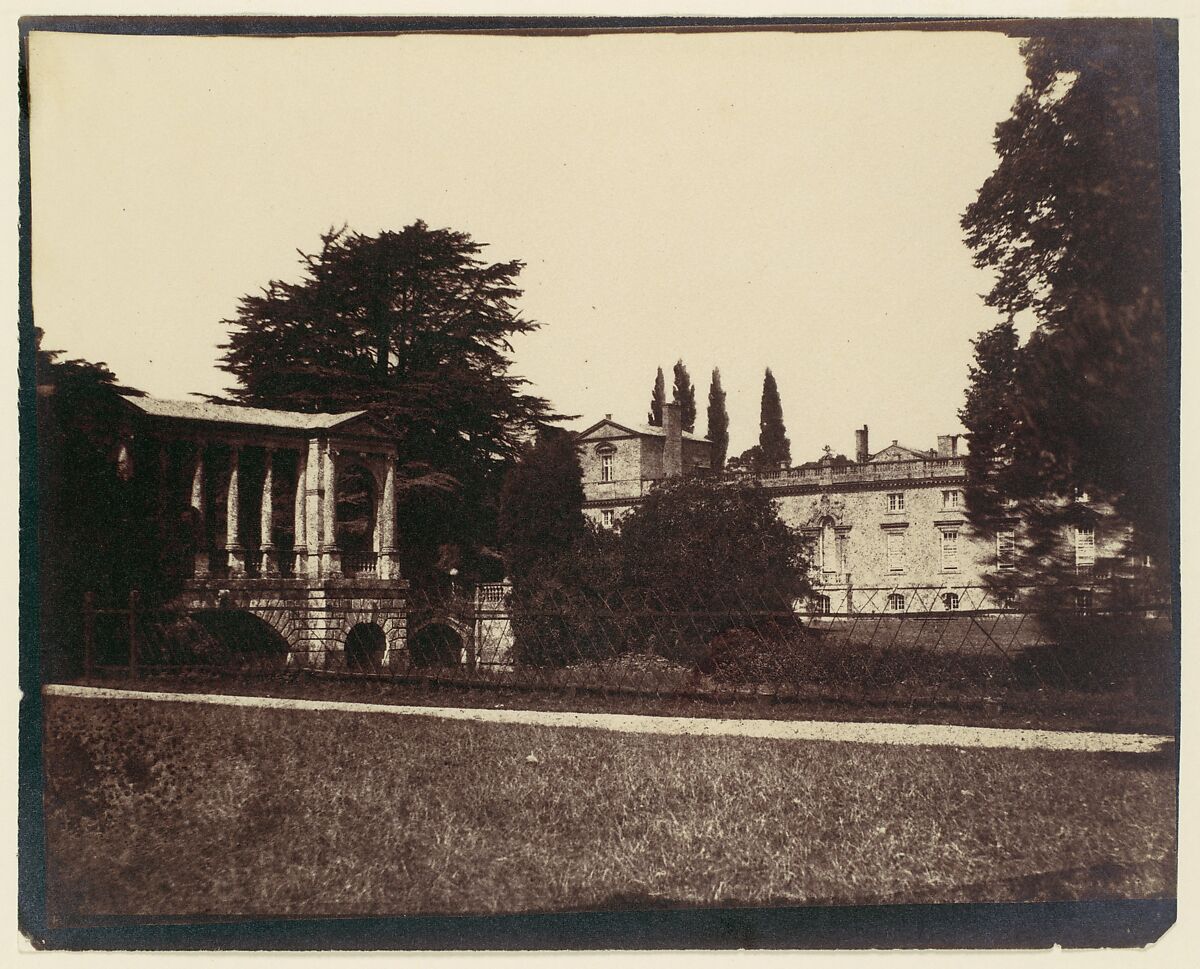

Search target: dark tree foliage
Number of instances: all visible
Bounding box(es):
[34,331,180,675]
[617,475,810,661]
[672,359,697,433]
[647,366,666,427]
[510,474,808,668]
[497,426,587,583]
[959,319,1022,530]
[758,368,791,468]
[509,524,623,668]
[218,222,560,583]
[726,444,764,473]
[961,22,1174,570]
[620,475,808,609]
[706,366,730,471]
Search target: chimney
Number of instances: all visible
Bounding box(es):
[604,413,612,421]
[854,425,869,464]
[662,401,682,477]
[937,434,959,459]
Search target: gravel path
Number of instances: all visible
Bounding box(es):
[42,684,1174,754]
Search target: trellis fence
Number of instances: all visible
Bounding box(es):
[78,582,1176,732]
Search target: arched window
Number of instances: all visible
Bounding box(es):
[814,594,831,615]
[942,592,960,611]
[888,593,905,611]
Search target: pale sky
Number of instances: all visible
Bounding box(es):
[29,27,1029,462]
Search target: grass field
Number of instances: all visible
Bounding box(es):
[42,694,1177,923]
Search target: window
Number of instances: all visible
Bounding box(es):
[600,452,614,483]
[1074,525,1096,567]
[814,594,831,615]
[888,593,906,611]
[997,530,1016,571]
[1074,589,1093,614]
[887,492,905,512]
[941,489,961,510]
[942,592,960,611]
[886,530,905,572]
[601,509,614,528]
[940,529,959,572]
[821,520,837,573]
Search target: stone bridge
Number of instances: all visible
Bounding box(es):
[121,396,414,670]
[179,575,409,670]
[107,397,519,671]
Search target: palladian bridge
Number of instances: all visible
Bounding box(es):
[119,397,414,669]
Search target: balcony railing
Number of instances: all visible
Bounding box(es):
[343,550,379,576]
[726,457,967,489]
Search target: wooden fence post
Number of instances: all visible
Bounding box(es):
[83,591,95,676]
[128,589,140,676]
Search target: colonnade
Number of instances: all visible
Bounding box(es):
[185,436,399,581]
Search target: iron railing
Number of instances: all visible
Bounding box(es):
[76,581,1176,732]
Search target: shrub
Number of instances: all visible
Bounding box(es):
[510,474,810,668]
[615,475,810,662]
[509,524,623,667]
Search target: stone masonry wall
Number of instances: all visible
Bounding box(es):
[578,431,644,490]
[180,576,408,669]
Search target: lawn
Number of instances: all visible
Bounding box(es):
[42,694,1176,923]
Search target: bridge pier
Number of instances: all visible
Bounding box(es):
[179,575,409,671]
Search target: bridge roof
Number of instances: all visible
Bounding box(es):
[128,397,368,432]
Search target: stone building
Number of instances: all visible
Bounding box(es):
[575,402,711,530]
[114,396,410,668]
[578,410,1127,613]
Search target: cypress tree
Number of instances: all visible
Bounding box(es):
[706,367,729,470]
[647,366,666,426]
[672,359,697,433]
[758,368,791,468]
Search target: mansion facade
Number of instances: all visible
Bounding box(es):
[576,402,1124,614]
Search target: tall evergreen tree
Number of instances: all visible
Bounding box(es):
[706,367,729,470]
[672,359,697,433]
[497,426,586,584]
[961,21,1175,567]
[217,221,561,582]
[647,366,666,426]
[959,319,1022,532]
[758,368,791,468]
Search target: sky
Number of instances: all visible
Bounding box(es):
[28,27,1030,462]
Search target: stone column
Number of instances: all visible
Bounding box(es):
[304,437,324,577]
[226,445,245,574]
[191,444,209,577]
[260,447,277,575]
[379,454,398,580]
[293,448,308,576]
[320,443,341,576]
